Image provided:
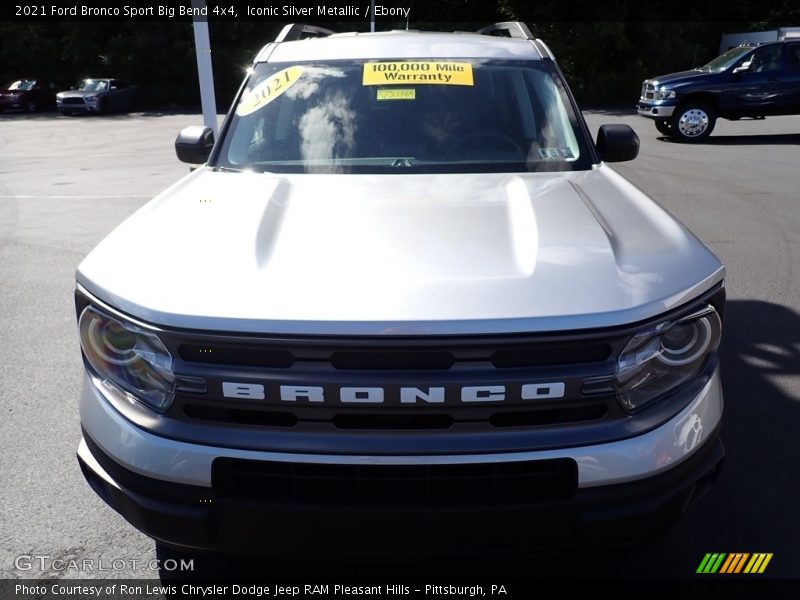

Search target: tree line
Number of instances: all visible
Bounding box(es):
[1,0,797,108]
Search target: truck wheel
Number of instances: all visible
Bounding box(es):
[654,119,672,136]
[26,101,37,113]
[671,103,716,142]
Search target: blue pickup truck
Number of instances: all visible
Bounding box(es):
[638,40,800,141]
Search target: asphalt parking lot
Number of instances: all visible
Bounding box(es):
[1,109,799,581]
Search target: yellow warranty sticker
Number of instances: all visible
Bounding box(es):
[363,62,473,86]
[377,88,416,101]
[236,66,304,116]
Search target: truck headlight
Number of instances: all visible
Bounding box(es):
[78,305,175,412]
[616,305,721,412]
[654,87,676,101]
[86,96,98,102]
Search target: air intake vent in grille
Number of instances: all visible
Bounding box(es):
[331,413,455,429]
[490,404,607,427]
[212,457,578,506]
[330,351,455,370]
[183,404,298,427]
[179,344,294,368]
[491,343,611,367]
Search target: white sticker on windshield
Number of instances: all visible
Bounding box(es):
[538,148,561,159]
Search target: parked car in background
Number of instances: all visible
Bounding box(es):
[638,40,800,141]
[0,79,57,113]
[57,78,137,115]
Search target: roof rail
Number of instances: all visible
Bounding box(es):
[477,21,534,40]
[275,23,335,43]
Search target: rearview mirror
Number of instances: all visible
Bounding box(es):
[175,126,214,164]
[596,124,639,162]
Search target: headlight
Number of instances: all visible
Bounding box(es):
[86,96,98,101]
[616,305,721,412]
[654,87,676,101]
[78,305,175,412]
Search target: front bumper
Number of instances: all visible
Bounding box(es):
[637,102,676,119]
[58,101,99,113]
[77,369,724,555]
[78,428,723,556]
[0,98,23,109]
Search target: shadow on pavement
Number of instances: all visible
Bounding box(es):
[157,299,800,581]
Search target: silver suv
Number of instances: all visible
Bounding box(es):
[75,22,725,557]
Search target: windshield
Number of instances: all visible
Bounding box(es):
[77,79,108,92]
[8,80,35,91]
[698,47,753,73]
[213,59,593,174]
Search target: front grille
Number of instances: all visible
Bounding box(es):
[183,404,298,427]
[178,340,612,370]
[169,331,624,432]
[212,457,578,507]
[182,402,608,430]
[641,82,655,100]
[62,97,85,105]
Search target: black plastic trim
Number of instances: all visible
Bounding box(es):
[77,427,724,556]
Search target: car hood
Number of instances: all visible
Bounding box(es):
[645,69,715,88]
[77,167,724,335]
[58,90,100,98]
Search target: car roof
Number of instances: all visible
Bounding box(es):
[257,30,545,64]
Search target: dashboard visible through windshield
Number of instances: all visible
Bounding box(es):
[213,59,593,174]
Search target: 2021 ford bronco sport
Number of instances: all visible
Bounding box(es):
[75,22,726,556]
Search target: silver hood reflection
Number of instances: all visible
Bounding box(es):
[77,165,724,335]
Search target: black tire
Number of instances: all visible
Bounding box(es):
[654,119,672,136]
[670,102,716,142]
[99,98,110,114]
[26,100,37,113]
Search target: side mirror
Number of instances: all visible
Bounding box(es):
[596,124,639,162]
[175,126,214,164]
[110,86,118,90]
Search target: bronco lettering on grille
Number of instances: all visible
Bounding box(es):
[221,383,566,403]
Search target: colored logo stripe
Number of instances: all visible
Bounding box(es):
[744,553,773,574]
[697,553,773,574]
[719,553,749,573]
[697,553,726,573]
